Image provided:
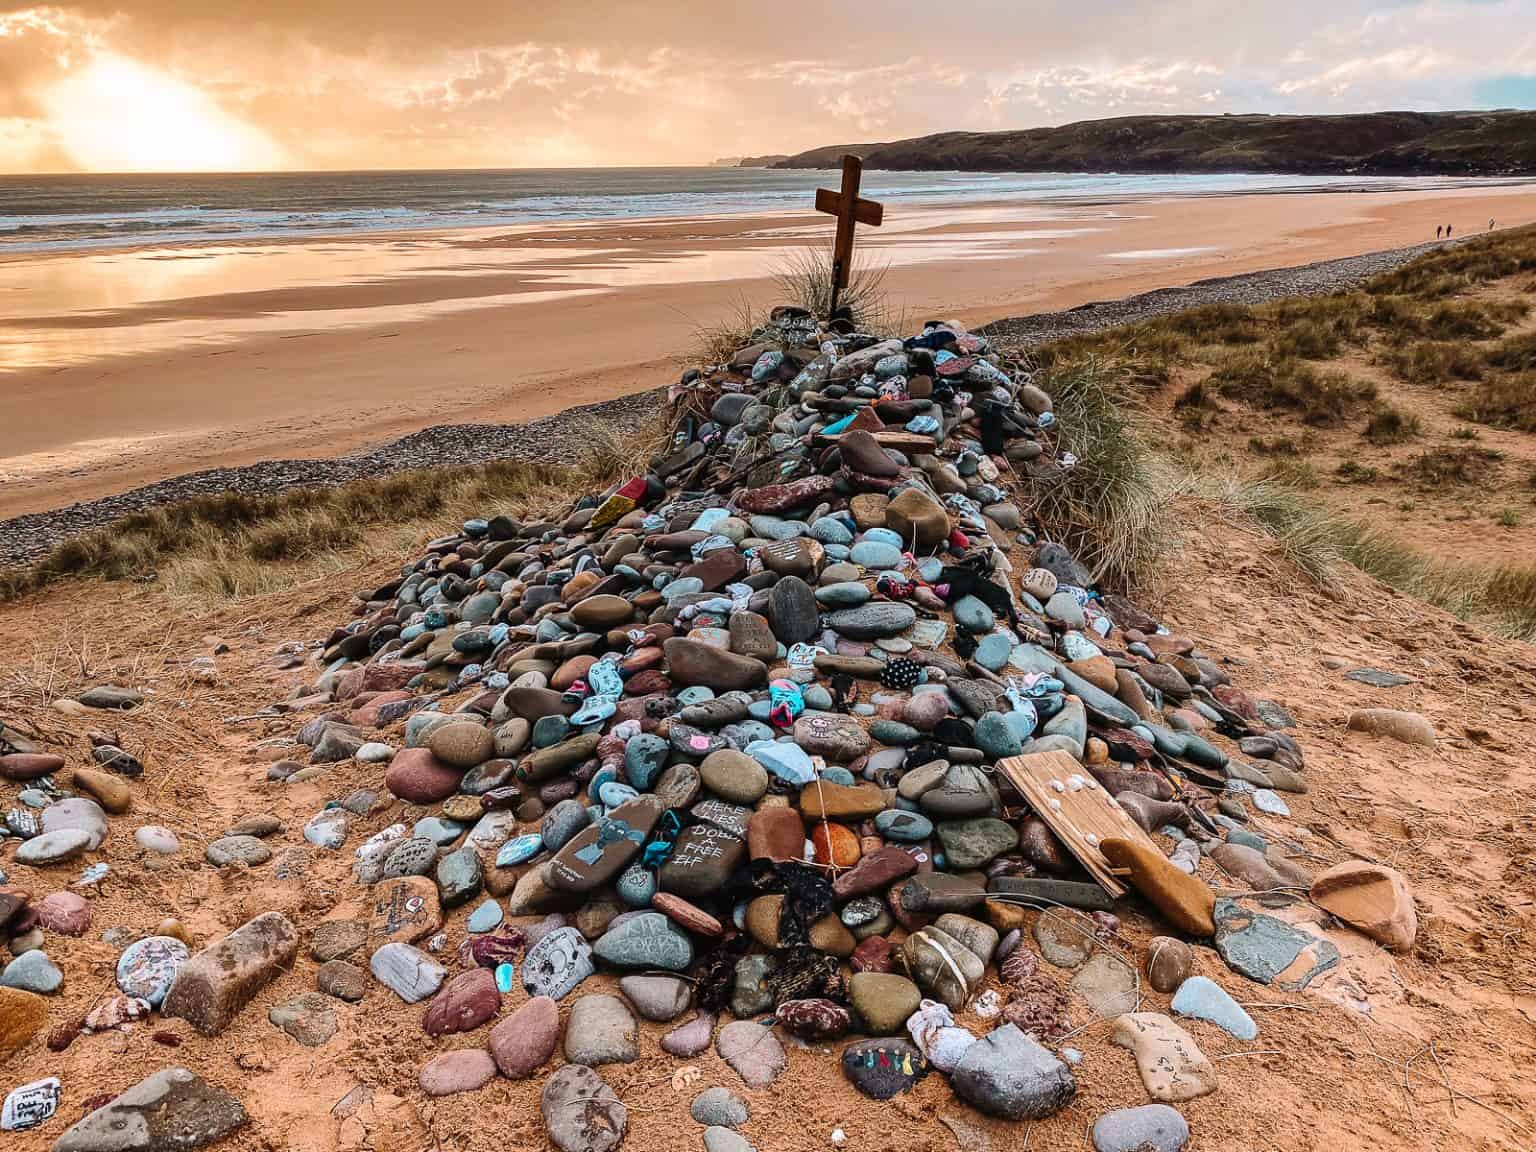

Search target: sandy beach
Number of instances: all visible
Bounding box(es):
[3,181,1535,519]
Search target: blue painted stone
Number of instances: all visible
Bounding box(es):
[862,528,905,548]
[495,962,516,993]
[810,517,854,545]
[677,686,715,706]
[616,863,657,908]
[821,766,857,787]
[1172,975,1257,1040]
[875,810,934,842]
[532,715,570,748]
[952,595,995,633]
[467,899,504,934]
[746,740,815,785]
[1002,704,1039,743]
[1213,899,1341,990]
[974,712,1024,760]
[491,834,543,873]
[115,936,188,1006]
[587,766,619,801]
[599,782,639,810]
[624,734,670,791]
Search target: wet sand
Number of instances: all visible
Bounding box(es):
[2,183,1534,519]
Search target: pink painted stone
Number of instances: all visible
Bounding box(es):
[422,968,500,1037]
[419,1048,497,1096]
[35,891,91,937]
[488,995,560,1079]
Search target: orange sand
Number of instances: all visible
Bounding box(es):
[2,184,1535,519]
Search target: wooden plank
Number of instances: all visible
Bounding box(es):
[996,751,1163,899]
[812,430,936,454]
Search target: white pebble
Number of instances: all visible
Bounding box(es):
[1050,780,1065,793]
[830,1130,846,1147]
[1048,798,1061,812]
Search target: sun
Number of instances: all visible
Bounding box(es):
[40,53,286,173]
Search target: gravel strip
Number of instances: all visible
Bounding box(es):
[977,237,1449,348]
[0,238,1451,571]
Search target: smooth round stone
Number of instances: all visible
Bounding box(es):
[115,936,188,1006]
[467,900,504,934]
[875,809,933,842]
[862,527,904,547]
[869,720,919,746]
[875,636,912,654]
[699,750,770,805]
[952,595,996,633]
[842,1037,929,1099]
[497,834,543,868]
[815,582,871,608]
[15,828,91,866]
[691,1086,749,1128]
[850,541,903,570]
[1092,1104,1191,1152]
[532,715,571,749]
[974,633,1013,671]
[414,817,465,846]
[131,827,179,856]
[420,1048,498,1097]
[821,766,857,787]
[2,951,61,994]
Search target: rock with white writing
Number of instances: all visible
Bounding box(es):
[658,824,746,900]
[523,927,595,1001]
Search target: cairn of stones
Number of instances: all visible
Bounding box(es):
[2,304,1418,1152]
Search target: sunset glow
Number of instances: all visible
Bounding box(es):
[39,54,285,173]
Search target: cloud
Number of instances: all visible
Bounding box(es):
[0,0,1532,172]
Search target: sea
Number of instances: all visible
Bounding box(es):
[0,167,1510,254]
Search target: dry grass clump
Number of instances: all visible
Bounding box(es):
[1486,331,1536,374]
[1393,445,1504,488]
[1378,340,1486,386]
[1419,298,1528,342]
[1207,350,1377,426]
[1365,227,1536,297]
[1454,372,1536,432]
[772,246,893,334]
[0,413,666,605]
[1363,406,1422,445]
[1195,471,1536,640]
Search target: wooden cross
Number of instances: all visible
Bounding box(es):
[814,154,883,317]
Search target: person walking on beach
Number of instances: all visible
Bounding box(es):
[1489,218,1496,231]
[1437,226,1443,239]
[1446,224,1453,239]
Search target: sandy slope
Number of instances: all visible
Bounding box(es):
[1,499,1532,1152]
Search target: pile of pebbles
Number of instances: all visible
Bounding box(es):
[0,305,1420,1152]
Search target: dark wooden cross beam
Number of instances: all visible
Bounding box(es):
[814,154,883,317]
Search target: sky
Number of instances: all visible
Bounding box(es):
[0,1,1533,173]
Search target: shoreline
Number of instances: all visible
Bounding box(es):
[0,235,1463,569]
[3,181,1535,527]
